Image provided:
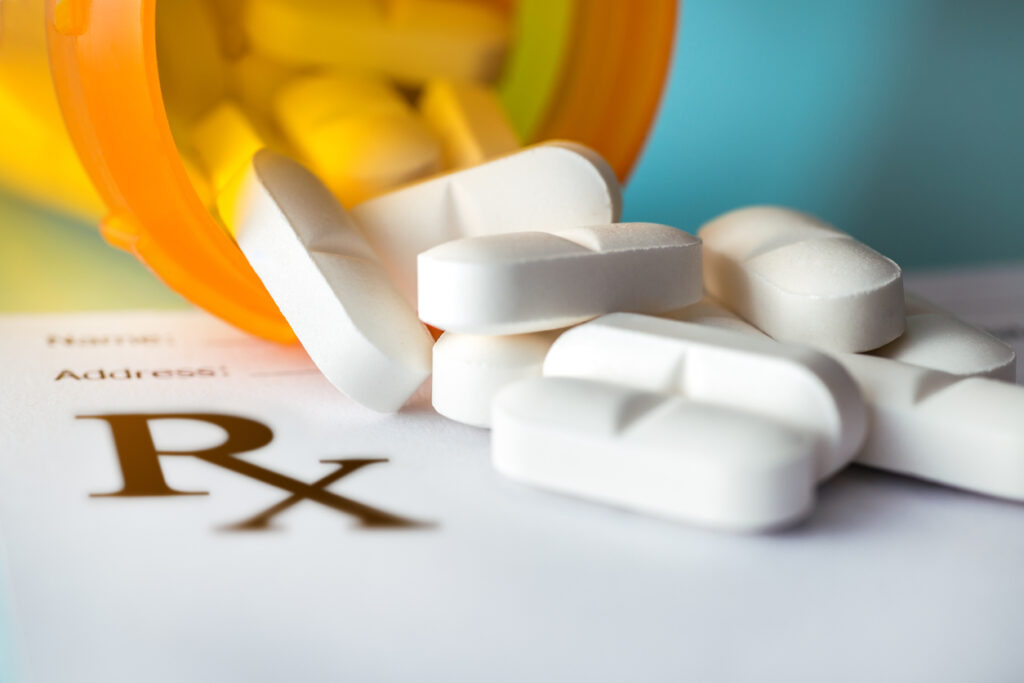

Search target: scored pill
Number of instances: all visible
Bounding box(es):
[680,291,1014,382]
[432,330,563,428]
[700,206,905,352]
[419,79,521,169]
[352,141,622,305]
[834,353,1024,501]
[492,376,818,533]
[692,296,1024,498]
[870,294,1016,381]
[432,298,754,430]
[418,223,703,335]
[217,150,433,413]
[543,313,867,480]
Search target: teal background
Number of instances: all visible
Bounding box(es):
[625,0,1024,269]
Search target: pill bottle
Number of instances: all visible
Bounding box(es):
[2,0,676,341]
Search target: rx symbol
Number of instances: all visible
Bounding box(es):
[77,413,431,531]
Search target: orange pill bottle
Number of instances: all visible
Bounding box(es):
[0,0,676,341]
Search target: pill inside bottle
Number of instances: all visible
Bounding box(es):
[156,0,524,221]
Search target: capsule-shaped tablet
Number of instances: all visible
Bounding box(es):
[191,102,266,196]
[433,330,563,428]
[543,313,866,479]
[309,115,443,206]
[274,71,412,135]
[274,72,442,206]
[700,206,905,352]
[834,353,1024,501]
[419,79,520,169]
[661,292,1023,497]
[871,294,1015,381]
[418,223,702,335]
[218,150,433,412]
[353,142,622,304]
[492,377,817,532]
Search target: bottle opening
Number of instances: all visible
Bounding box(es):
[47,0,674,340]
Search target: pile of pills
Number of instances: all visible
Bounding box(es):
[178,1,1023,533]
[219,145,1023,532]
[163,0,521,217]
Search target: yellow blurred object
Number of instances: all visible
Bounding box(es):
[180,154,215,209]
[275,72,441,205]
[419,79,520,169]
[0,0,102,220]
[243,0,509,85]
[274,71,410,133]
[155,0,229,127]
[0,81,104,220]
[307,113,442,205]
[191,102,266,193]
[226,52,296,127]
[214,158,248,239]
[208,0,251,60]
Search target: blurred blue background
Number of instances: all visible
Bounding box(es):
[625,0,1024,269]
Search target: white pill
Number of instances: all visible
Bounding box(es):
[220,150,433,412]
[543,313,866,479]
[870,294,1016,381]
[351,141,622,304]
[660,295,764,335]
[835,353,1024,501]
[492,377,817,532]
[432,330,563,428]
[418,223,702,335]
[700,206,905,352]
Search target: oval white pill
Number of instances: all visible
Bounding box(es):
[219,150,434,413]
[543,313,866,480]
[700,206,905,352]
[835,352,1024,501]
[432,330,563,428]
[418,223,702,335]
[492,377,817,532]
[352,141,622,304]
[871,294,1016,381]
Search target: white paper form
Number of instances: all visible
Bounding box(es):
[1,287,1024,682]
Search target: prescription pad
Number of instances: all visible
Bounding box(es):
[1,263,1023,682]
